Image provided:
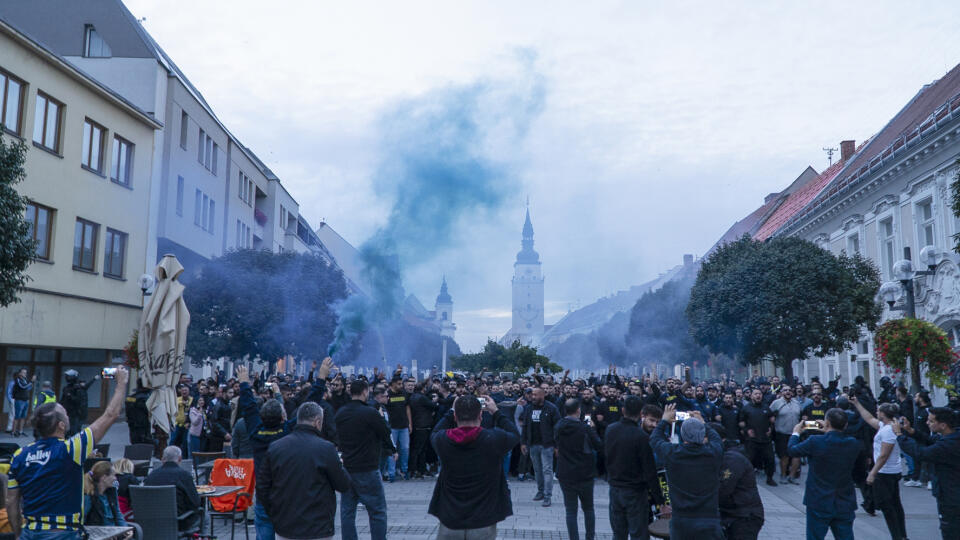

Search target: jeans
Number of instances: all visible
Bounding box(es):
[805,508,854,540]
[379,452,390,478]
[873,473,907,540]
[903,451,915,477]
[436,524,497,540]
[529,445,554,499]
[938,502,960,540]
[561,480,595,540]
[340,470,388,540]
[21,530,82,540]
[171,425,189,458]
[189,434,203,455]
[608,485,648,540]
[14,399,28,419]
[254,500,275,540]
[503,450,512,478]
[389,428,410,479]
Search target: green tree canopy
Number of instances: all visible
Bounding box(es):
[686,235,881,379]
[0,136,34,307]
[452,339,562,374]
[185,250,349,365]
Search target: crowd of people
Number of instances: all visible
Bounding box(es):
[2,361,960,540]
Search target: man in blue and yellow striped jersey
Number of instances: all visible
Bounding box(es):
[6,367,129,539]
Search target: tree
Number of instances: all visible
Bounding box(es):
[0,136,34,307]
[452,340,562,374]
[686,235,882,379]
[627,272,708,370]
[185,250,349,366]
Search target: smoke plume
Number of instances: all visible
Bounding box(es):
[329,50,547,358]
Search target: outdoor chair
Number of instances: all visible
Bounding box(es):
[94,443,110,457]
[191,451,225,484]
[179,458,194,478]
[0,443,19,461]
[206,458,254,540]
[123,444,154,478]
[129,485,198,540]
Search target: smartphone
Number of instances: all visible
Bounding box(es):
[803,420,820,430]
[101,367,117,379]
[676,411,690,421]
[584,415,592,425]
[477,396,487,406]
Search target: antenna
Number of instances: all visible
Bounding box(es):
[823,146,837,166]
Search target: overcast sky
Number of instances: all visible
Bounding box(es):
[125,0,960,352]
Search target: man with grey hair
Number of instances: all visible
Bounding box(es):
[144,445,201,531]
[259,401,351,540]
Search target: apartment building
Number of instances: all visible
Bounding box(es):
[0,18,160,419]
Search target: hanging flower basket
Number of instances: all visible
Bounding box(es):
[123,330,140,370]
[873,318,958,389]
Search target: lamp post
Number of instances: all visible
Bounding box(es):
[879,246,938,392]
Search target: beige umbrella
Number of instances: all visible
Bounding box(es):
[138,254,190,436]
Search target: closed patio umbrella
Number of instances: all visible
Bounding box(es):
[138,254,190,439]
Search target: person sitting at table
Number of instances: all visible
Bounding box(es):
[83,460,138,539]
[143,446,201,532]
[113,458,138,515]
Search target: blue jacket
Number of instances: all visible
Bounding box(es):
[787,431,863,514]
[898,430,960,507]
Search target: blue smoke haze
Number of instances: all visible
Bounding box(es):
[329,50,547,358]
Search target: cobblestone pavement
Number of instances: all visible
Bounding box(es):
[3,425,941,539]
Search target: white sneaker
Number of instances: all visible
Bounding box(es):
[904,480,921,487]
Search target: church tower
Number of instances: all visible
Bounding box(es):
[434,277,456,339]
[509,205,545,344]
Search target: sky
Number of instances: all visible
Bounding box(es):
[124,0,960,352]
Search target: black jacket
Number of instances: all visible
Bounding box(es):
[83,488,124,526]
[739,402,774,443]
[521,400,561,448]
[899,430,960,506]
[554,416,601,484]
[410,392,439,429]
[603,418,663,504]
[718,405,741,441]
[144,462,201,529]
[428,411,520,529]
[335,399,396,473]
[205,398,231,441]
[650,420,723,519]
[258,425,351,539]
[718,442,764,521]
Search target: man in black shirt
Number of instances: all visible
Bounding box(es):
[718,393,741,443]
[335,379,397,540]
[605,395,664,540]
[409,383,439,478]
[711,424,764,540]
[521,387,560,507]
[385,376,412,481]
[555,398,602,540]
[739,389,777,486]
[801,391,829,423]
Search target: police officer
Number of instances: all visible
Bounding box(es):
[126,382,152,445]
[33,381,56,409]
[60,370,99,437]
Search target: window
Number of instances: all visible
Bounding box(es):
[83,26,112,58]
[204,136,212,170]
[917,199,935,248]
[176,176,184,216]
[179,110,188,149]
[236,220,252,249]
[211,143,218,176]
[110,135,133,187]
[880,217,895,278]
[202,194,209,229]
[238,172,254,206]
[24,202,53,260]
[196,129,218,174]
[846,234,860,255]
[194,189,202,226]
[81,118,105,173]
[73,218,99,272]
[197,128,205,163]
[279,205,287,232]
[103,228,127,278]
[32,92,62,152]
[207,199,215,234]
[0,69,23,135]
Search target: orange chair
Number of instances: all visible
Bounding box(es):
[207,458,254,540]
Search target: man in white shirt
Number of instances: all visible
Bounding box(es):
[851,397,906,540]
[771,388,803,484]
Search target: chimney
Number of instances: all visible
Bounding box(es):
[764,192,779,204]
[683,254,694,266]
[840,140,856,163]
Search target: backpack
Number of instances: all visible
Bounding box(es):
[208,458,254,513]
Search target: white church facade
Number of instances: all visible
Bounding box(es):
[501,207,547,346]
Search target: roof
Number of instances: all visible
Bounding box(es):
[781,64,960,233]
[754,157,849,241]
[0,18,161,129]
[707,195,784,254]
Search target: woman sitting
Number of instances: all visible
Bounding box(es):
[84,461,139,538]
[113,458,138,515]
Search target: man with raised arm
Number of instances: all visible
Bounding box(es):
[6,366,129,540]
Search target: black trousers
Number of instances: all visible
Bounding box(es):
[724,515,764,540]
[745,440,775,478]
[938,502,960,540]
[561,480,595,540]
[409,428,431,474]
[608,485,648,540]
[873,473,906,540]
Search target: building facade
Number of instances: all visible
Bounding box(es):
[502,207,545,346]
[0,18,161,420]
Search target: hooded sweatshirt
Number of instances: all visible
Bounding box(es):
[554,416,602,484]
[428,411,520,530]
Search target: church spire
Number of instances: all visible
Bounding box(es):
[436,276,452,304]
[516,203,540,264]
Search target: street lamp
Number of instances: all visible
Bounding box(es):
[879,246,938,391]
